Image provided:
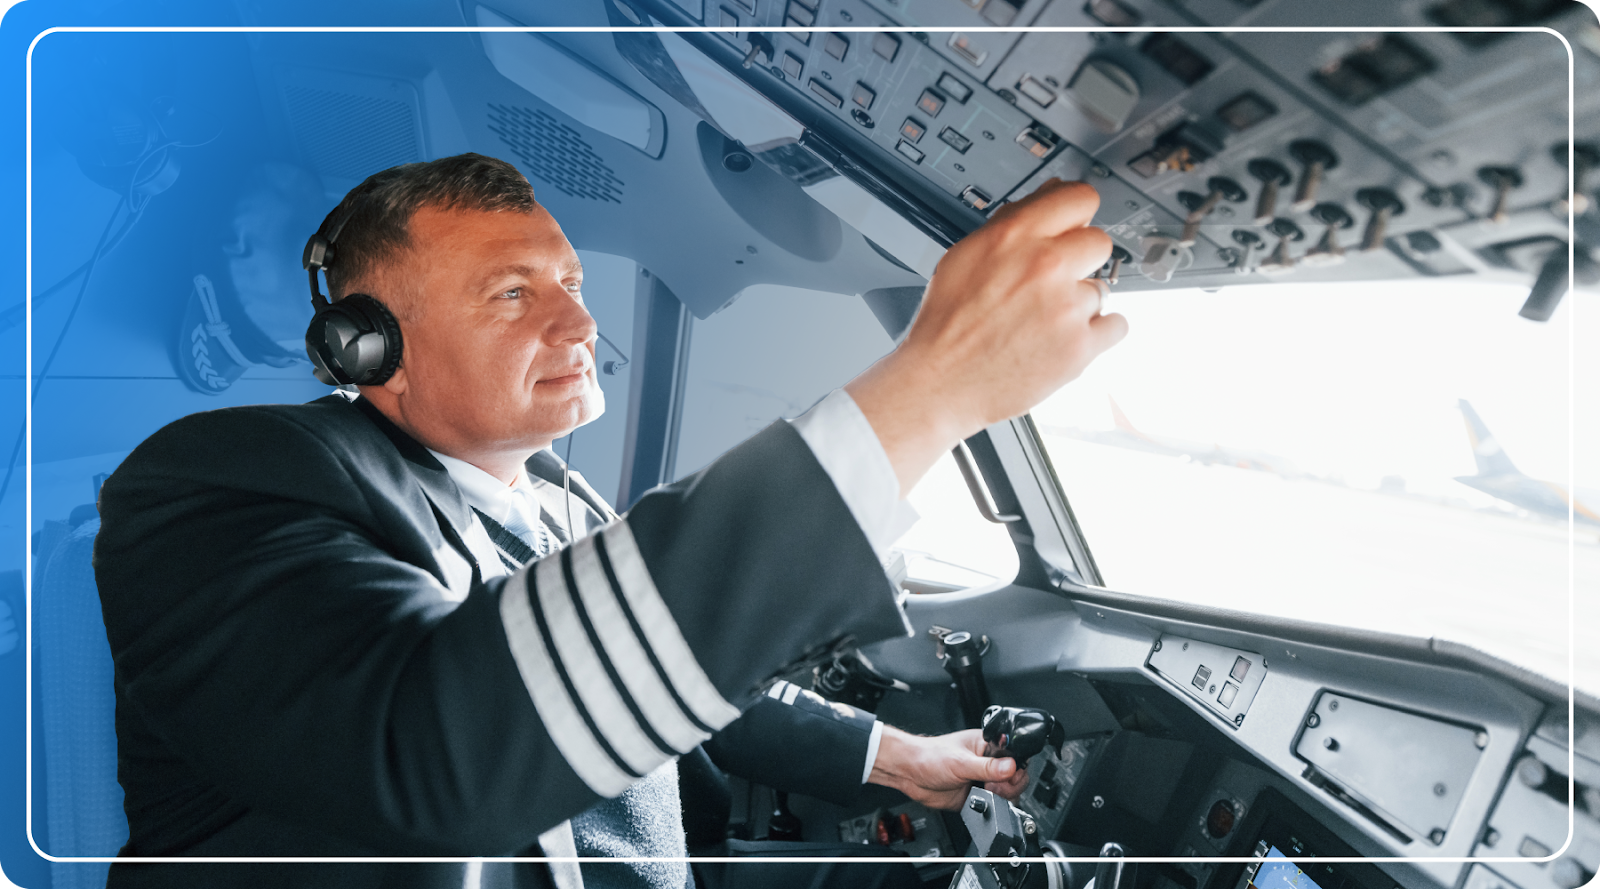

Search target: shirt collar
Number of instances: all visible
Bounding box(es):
[424,448,543,525]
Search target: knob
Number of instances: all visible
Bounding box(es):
[1230,230,1264,273]
[1259,218,1304,274]
[1355,188,1404,251]
[1550,141,1596,214]
[1289,140,1340,212]
[1178,176,1248,246]
[1550,856,1593,889]
[1247,158,1292,224]
[1303,202,1355,266]
[1477,165,1523,224]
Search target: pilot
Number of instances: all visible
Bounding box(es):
[93,152,1124,888]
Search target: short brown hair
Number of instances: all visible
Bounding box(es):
[316,153,537,315]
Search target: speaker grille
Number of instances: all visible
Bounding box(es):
[283,84,422,181]
[488,103,624,203]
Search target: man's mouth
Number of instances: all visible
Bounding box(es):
[536,362,592,387]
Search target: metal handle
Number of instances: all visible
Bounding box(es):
[953,440,1021,523]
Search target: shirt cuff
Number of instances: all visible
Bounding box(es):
[861,721,885,784]
[789,389,918,558]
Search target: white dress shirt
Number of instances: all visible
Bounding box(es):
[429,387,897,785]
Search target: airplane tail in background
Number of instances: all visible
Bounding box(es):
[1458,400,1521,477]
[1109,397,1149,440]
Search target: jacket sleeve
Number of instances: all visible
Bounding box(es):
[95,409,908,857]
[704,681,878,807]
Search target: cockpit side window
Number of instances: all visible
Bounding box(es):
[1032,282,1597,695]
[672,284,1018,589]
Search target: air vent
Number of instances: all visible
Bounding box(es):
[487,103,624,203]
[282,83,422,182]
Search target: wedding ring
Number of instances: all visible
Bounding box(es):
[1087,277,1110,315]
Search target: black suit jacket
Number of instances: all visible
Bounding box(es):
[93,394,907,887]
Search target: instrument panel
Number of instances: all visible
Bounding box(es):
[629,0,1599,316]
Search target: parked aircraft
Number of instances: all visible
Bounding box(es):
[1454,400,1600,526]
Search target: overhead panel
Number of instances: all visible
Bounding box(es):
[625,0,1598,309]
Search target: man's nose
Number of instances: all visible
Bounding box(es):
[544,286,598,346]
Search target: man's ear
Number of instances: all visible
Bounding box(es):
[381,362,407,395]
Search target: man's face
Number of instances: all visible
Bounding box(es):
[369,203,602,459]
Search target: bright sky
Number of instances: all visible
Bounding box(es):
[1033,282,1597,498]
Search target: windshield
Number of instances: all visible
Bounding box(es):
[1031,282,1598,696]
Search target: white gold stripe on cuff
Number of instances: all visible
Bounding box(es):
[780,682,803,705]
[534,555,672,776]
[602,521,742,731]
[497,569,634,798]
[570,536,711,754]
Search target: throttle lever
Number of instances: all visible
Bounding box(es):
[981,706,1066,766]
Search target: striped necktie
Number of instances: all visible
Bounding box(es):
[474,508,554,574]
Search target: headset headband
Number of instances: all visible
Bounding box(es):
[302,202,360,311]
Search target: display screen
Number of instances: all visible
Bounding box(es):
[1247,847,1330,889]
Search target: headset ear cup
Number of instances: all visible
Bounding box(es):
[336,294,404,385]
[303,294,403,386]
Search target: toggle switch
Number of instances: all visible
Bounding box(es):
[1230,230,1264,274]
[1477,165,1523,224]
[1178,176,1247,246]
[1303,202,1354,266]
[1247,158,1292,224]
[1289,140,1340,212]
[1259,218,1305,274]
[1098,244,1131,284]
[1356,187,1405,250]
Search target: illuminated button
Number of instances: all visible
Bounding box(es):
[873,32,900,62]
[1016,125,1058,158]
[899,118,926,142]
[939,127,972,153]
[960,185,992,210]
[916,89,946,117]
[1017,74,1057,107]
[809,79,843,108]
[785,1,814,25]
[937,72,973,103]
[947,32,987,67]
[896,139,925,163]
[1191,665,1211,690]
[852,82,876,109]
[782,52,804,79]
[1230,656,1250,683]
[825,33,849,61]
[1218,681,1239,708]
[785,22,812,44]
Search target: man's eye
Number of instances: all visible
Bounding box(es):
[500,287,522,299]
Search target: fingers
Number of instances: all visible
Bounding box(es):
[1088,310,1130,352]
[992,179,1102,238]
[985,769,1030,802]
[1054,225,1114,282]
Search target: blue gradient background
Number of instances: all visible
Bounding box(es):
[0,3,592,885]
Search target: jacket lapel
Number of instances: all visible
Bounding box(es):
[350,397,483,583]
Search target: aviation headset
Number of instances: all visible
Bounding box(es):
[301,202,404,387]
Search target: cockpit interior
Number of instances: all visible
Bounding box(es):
[4,1,1598,888]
